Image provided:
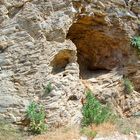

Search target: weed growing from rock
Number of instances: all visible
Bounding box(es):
[82,90,113,127]
[26,102,47,134]
[43,82,53,96]
[131,36,140,50]
[123,78,134,94]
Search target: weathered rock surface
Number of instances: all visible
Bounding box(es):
[0,0,140,127]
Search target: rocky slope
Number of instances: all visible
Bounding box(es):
[0,0,140,127]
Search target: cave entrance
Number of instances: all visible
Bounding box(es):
[67,16,129,79]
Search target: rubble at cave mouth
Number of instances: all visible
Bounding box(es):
[67,16,130,78]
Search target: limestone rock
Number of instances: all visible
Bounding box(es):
[0,0,140,127]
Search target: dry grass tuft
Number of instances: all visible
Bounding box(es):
[30,118,140,140]
[30,123,117,140]
[91,122,116,136]
[30,126,80,140]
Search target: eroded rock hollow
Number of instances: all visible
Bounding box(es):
[50,49,76,74]
[67,15,130,77]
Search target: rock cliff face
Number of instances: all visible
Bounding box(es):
[0,0,140,126]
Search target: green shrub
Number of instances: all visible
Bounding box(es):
[81,90,112,127]
[26,102,47,134]
[123,78,134,94]
[131,36,140,50]
[43,82,53,96]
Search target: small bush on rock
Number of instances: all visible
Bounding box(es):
[82,90,112,127]
[26,102,47,134]
[123,78,134,94]
[131,36,140,50]
[43,82,53,96]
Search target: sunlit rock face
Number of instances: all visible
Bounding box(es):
[0,0,140,126]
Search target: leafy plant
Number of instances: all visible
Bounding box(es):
[80,127,97,139]
[43,82,53,96]
[131,36,140,50]
[26,102,47,134]
[81,90,112,127]
[123,78,134,94]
